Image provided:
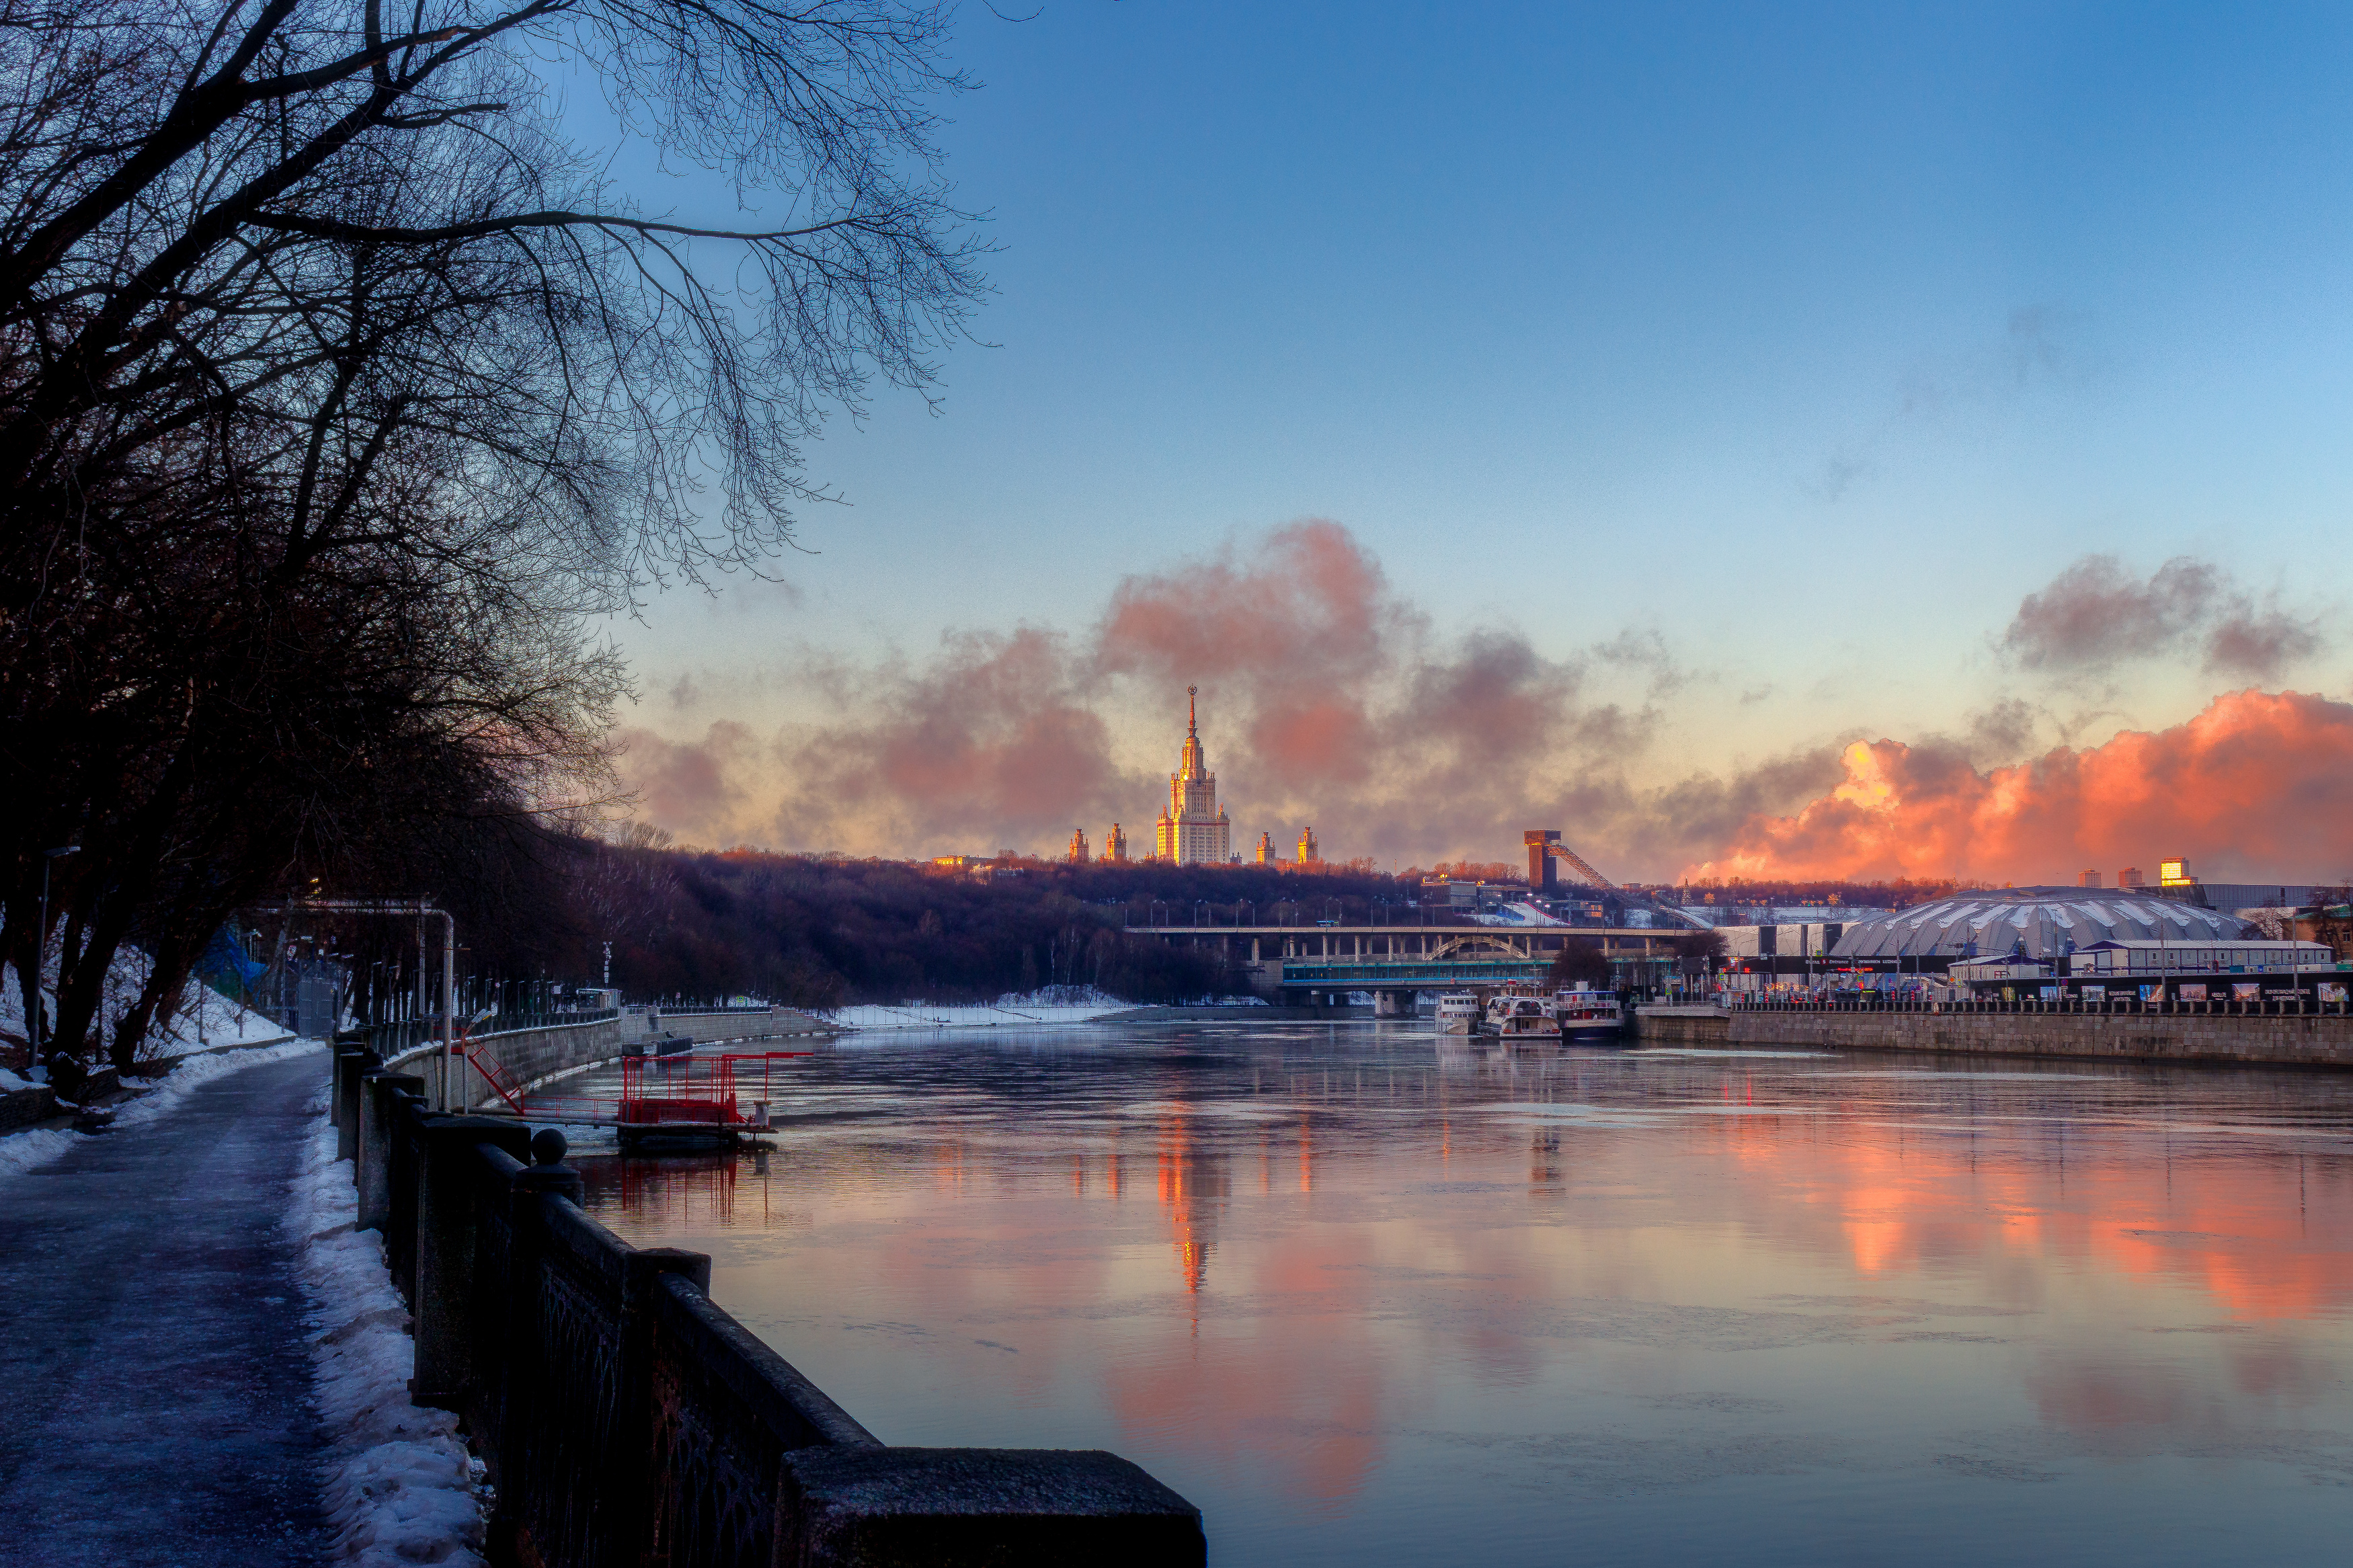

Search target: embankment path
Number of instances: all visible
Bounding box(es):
[0,1052,329,1568]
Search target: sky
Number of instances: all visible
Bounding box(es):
[598,1,2353,885]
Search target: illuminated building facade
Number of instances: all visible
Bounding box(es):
[1154,686,1232,865]
[1068,827,1089,864]
[1297,825,1319,864]
[1101,823,1127,862]
[1255,831,1275,864]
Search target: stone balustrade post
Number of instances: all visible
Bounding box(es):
[356,1072,424,1235]
[604,1244,713,1568]
[411,1114,532,1410]
[486,1129,583,1562]
[334,1046,381,1162]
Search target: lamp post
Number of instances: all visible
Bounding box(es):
[32,845,80,1080]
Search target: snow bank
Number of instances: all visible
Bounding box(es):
[824,1001,1135,1032]
[2,952,290,1061]
[0,1126,75,1180]
[288,1098,488,1568]
[0,1038,323,1182]
[114,1038,323,1130]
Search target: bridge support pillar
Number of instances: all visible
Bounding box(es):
[1373,990,1413,1018]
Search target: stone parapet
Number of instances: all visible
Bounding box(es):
[343,1085,1207,1567]
[1723,1009,2353,1068]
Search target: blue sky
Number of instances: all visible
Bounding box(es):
[603,1,2353,868]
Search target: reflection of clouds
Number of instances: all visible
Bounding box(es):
[577,1032,2353,1538]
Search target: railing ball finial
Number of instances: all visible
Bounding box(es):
[530,1127,569,1166]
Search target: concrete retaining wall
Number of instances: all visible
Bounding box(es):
[388,1016,624,1108]
[620,1007,834,1046]
[1630,1007,1732,1045]
[389,1007,835,1109]
[1632,1005,2353,1068]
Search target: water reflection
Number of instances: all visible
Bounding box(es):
[575,1025,2353,1566]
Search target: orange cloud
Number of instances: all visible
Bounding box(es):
[1686,688,2353,883]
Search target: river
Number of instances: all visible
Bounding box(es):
[572,1021,2353,1565]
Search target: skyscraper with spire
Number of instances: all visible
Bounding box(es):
[1154,686,1232,864]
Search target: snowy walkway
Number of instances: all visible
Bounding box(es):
[0,1051,331,1568]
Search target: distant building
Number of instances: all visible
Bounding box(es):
[1254,831,1275,864]
[1297,825,1320,864]
[2080,869,2102,888]
[2118,866,2146,887]
[1068,827,1089,864]
[1154,686,1232,865]
[1101,823,1127,862]
[2159,857,2196,887]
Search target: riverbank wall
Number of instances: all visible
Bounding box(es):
[373,1005,834,1111]
[1632,1004,2353,1068]
[334,1051,1206,1565]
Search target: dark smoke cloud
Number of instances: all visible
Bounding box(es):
[2000,554,2321,680]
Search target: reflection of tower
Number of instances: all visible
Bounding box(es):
[1102,823,1127,862]
[1297,825,1319,864]
[1154,686,1232,865]
[1255,831,1275,864]
[1068,827,1090,864]
[1156,1110,1229,1296]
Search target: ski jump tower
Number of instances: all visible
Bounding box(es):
[1525,830,1614,892]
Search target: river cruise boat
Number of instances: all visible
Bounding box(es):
[1486,990,1561,1041]
[1434,993,1482,1035]
[1553,989,1624,1032]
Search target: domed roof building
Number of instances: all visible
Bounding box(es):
[1831,887,2251,962]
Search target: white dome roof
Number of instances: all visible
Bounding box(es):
[1830,888,2249,960]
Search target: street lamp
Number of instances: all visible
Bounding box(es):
[32,845,79,1080]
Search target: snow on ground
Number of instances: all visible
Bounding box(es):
[0,1125,77,1180]
[0,1038,323,1182]
[289,1095,489,1568]
[2,953,290,1058]
[822,988,1272,1032]
[113,1038,323,1128]
[823,1001,1135,1032]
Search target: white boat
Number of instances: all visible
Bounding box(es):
[1486,989,1560,1041]
[1434,993,1482,1035]
[1554,987,1624,1032]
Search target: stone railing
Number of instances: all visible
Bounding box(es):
[332,1048,1205,1566]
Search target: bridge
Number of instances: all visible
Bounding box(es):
[1125,922,1677,1008]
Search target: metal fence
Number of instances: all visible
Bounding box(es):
[334,1049,1205,1566]
[357,1007,621,1062]
[1726,995,2353,1018]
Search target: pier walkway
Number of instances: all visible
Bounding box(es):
[0,1053,330,1568]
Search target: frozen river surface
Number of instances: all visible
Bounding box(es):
[574,1022,2353,1566]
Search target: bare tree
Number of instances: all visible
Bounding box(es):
[1,0,988,1063]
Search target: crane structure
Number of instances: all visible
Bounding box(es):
[1525,830,1615,892]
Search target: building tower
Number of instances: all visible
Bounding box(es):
[1255,831,1275,864]
[1297,825,1319,864]
[2080,868,2102,889]
[2119,866,2145,888]
[1068,827,1090,864]
[1102,823,1127,862]
[1154,686,1232,865]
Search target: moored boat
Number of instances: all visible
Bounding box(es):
[1554,988,1624,1032]
[1486,989,1561,1041]
[1435,992,1482,1035]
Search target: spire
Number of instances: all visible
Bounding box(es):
[1175,684,1208,783]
